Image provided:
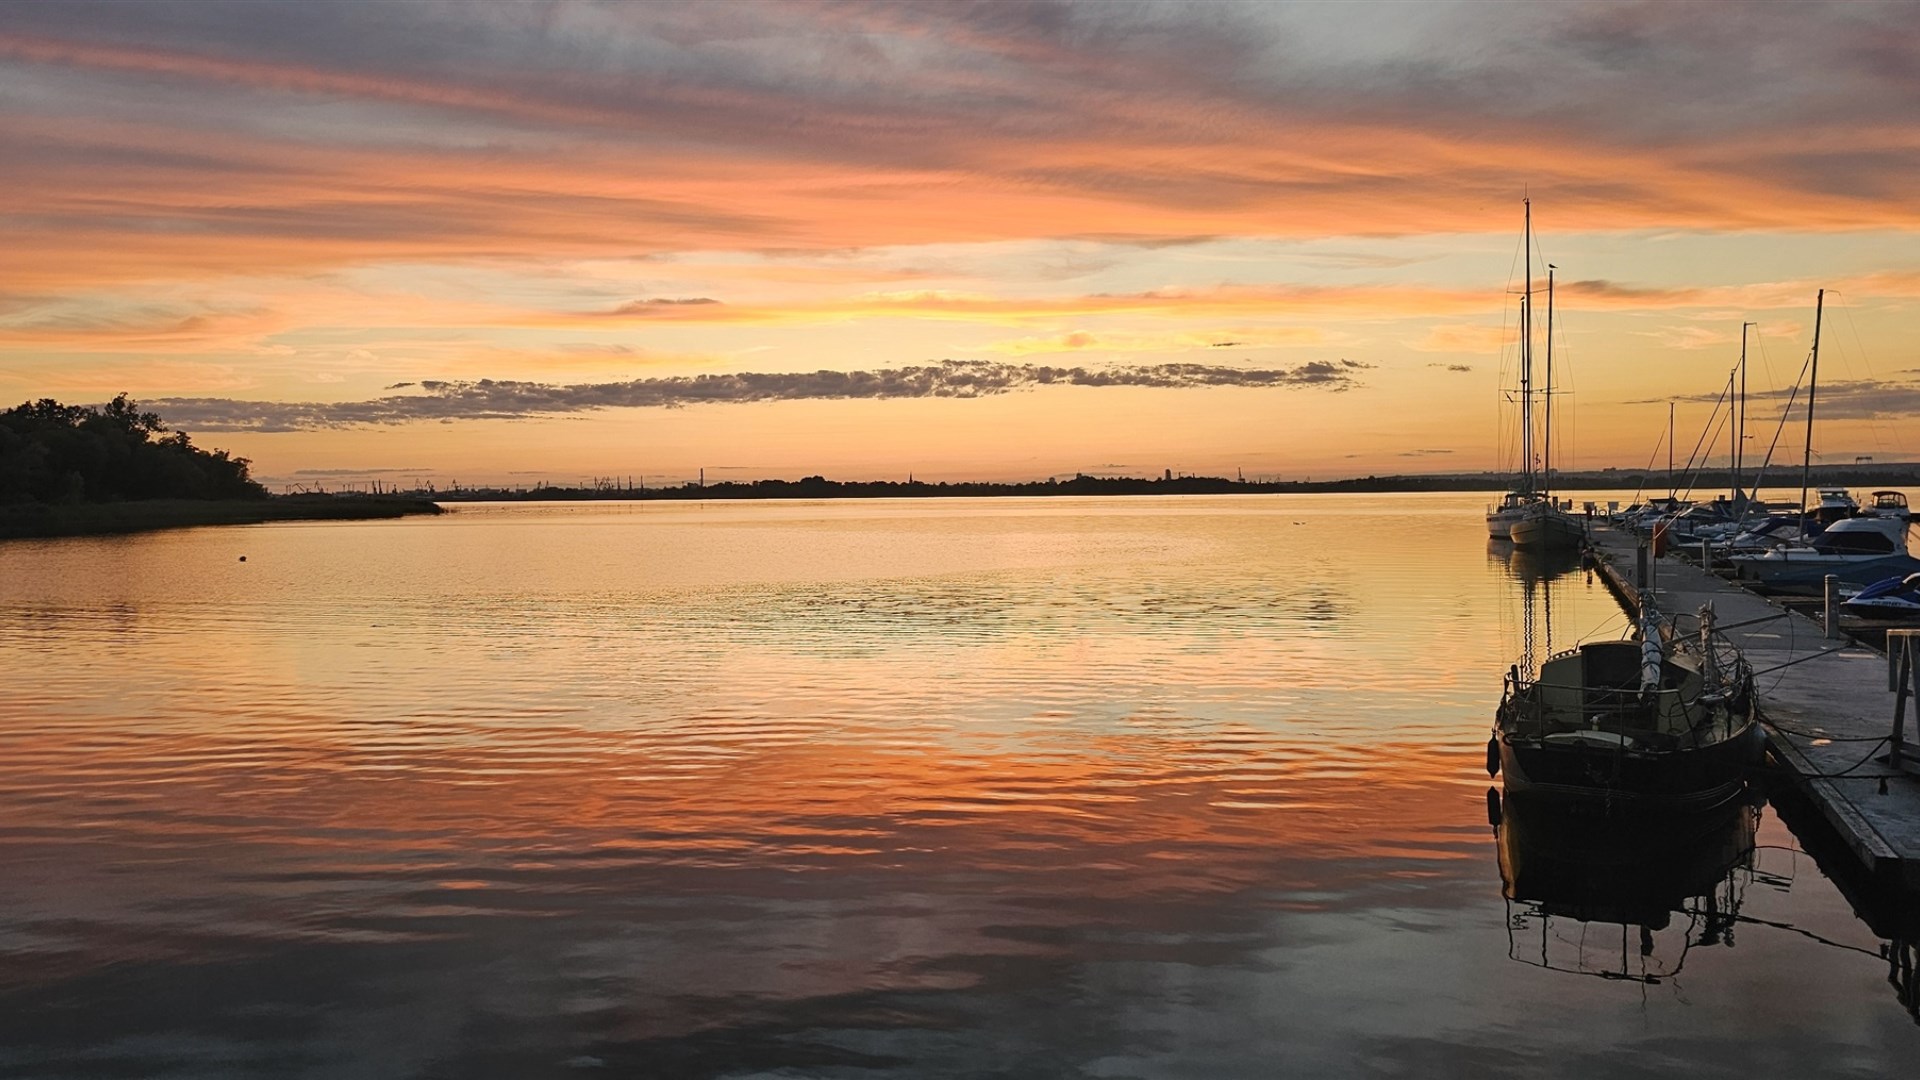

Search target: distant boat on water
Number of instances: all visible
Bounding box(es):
[1487,199,1545,541]
[1488,200,1582,550]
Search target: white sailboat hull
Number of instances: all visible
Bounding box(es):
[1487,506,1531,540]
[1509,509,1585,549]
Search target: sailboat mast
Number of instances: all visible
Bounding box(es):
[1799,290,1825,538]
[1735,322,1751,505]
[1723,366,1736,502]
[1543,265,1555,499]
[1668,402,1675,497]
[1520,198,1534,495]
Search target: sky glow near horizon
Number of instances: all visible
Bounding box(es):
[2,0,1918,486]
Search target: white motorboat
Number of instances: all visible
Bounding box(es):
[1864,490,1911,524]
[1727,516,1915,587]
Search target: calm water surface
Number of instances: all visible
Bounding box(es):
[1,494,1914,1078]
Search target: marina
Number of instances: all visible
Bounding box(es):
[1585,519,1920,890]
[5,496,1918,1072]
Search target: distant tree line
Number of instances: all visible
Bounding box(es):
[427,464,1920,503]
[0,395,265,504]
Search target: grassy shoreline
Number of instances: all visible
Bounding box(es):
[0,496,443,540]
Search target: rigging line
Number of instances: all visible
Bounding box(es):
[1831,290,1909,462]
[1749,645,1855,677]
[1631,415,1668,506]
[1765,607,1802,695]
[1712,610,1792,633]
[1683,395,1735,501]
[1704,912,1888,960]
[1752,332,1782,496]
[1494,226,1527,479]
[1769,734,1901,780]
[1768,723,1894,743]
[1575,610,1629,646]
[1751,348,1815,500]
[1677,379,1733,498]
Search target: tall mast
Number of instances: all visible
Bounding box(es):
[1723,366,1736,502]
[1799,290,1825,539]
[1520,198,1534,496]
[1543,264,1555,498]
[1735,322,1752,505]
[1668,402,1675,497]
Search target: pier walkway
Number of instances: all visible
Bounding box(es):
[1586,523,1920,888]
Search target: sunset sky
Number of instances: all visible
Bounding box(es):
[3,0,1917,487]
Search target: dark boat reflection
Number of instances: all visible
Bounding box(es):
[1488,539,1585,584]
[1496,794,1758,983]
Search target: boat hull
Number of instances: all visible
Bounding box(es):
[1495,721,1763,818]
[1487,506,1529,540]
[1508,510,1585,550]
[1731,553,1920,593]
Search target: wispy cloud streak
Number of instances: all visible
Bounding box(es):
[150,359,1369,432]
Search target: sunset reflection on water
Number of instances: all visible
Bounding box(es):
[1,495,1913,1076]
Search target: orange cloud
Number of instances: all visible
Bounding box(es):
[1410,325,1508,354]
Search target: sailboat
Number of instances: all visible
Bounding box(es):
[1508,226,1583,549]
[1727,291,1920,591]
[1490,599,1762,816]
[1486,201,1544,541]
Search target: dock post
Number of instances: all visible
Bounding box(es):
[1635,541,1648,592]
[1890,630,1918,771]
[1823,574,1840,639]
[1701,539,1711,573]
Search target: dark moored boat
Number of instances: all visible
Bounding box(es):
[1490,607,1762,815]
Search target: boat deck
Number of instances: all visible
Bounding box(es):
[1587,522,1920,889]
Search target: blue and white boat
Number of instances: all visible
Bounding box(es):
[1728,516,1918,592]
[1842,572,1920,619]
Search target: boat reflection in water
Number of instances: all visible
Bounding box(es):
[1494,794,1759,983]
[1487,539,1585,585]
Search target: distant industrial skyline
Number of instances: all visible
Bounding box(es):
[3,1,1917,484]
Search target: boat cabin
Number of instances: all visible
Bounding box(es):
[1809,516,1906,556]
[1519,640,1713,749]
[1867,491,1911,520]
[1810,487,1860,526]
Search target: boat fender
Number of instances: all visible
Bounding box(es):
[1486,736,1500,778]
[1485,787,1502,828]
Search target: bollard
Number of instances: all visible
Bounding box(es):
[1889,630,1919,771]
[1636,542,1649,592]
[1824,574,1840,639]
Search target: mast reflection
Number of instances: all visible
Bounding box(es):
[1495,796,1759,983]
[1487,539,1584,585]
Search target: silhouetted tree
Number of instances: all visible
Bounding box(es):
[0,394,266,503]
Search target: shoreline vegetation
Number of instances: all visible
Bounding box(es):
[0,495,444,541]
[1,395,441,541]
[419,463,1920,503]
[9,396,1917,537]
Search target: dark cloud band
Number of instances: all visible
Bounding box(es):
[150,359,1369,432]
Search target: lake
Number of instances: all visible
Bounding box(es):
[1,494,1914,1078]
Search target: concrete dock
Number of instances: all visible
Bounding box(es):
[1586,523,1920,889]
